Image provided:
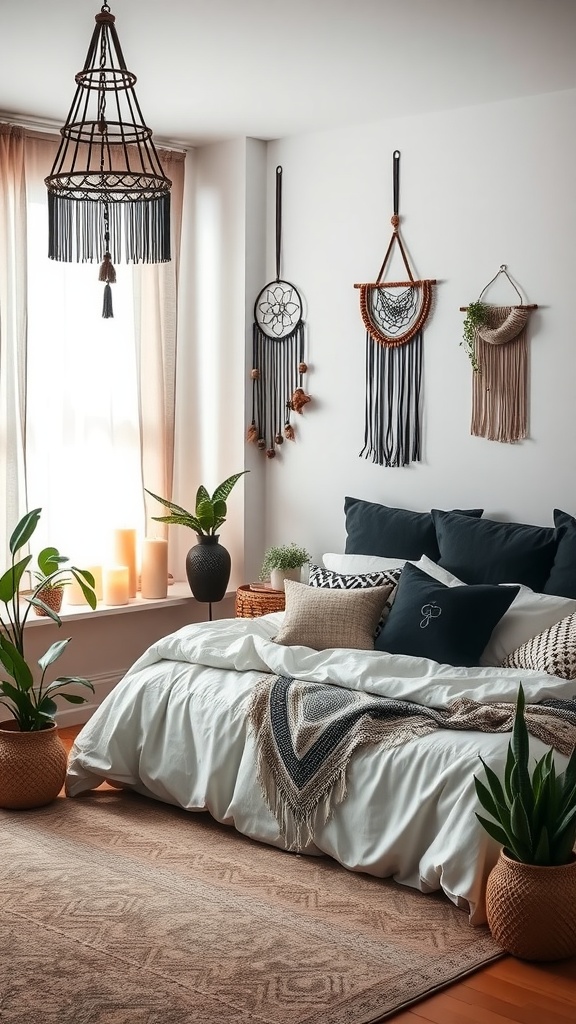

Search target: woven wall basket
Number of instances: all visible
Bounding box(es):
[486,849,576,961]
[0,720,68,809]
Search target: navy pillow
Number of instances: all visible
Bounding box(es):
[544,509,576,598]
[344,497,483,561]
[375,563,519,667]
[431,509,557,591]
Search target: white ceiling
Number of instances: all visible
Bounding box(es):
[2,0,576,148]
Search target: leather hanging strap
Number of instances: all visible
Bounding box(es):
[275,165,282,282]
[376,151,415,285]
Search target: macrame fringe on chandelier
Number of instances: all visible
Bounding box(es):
[461,266,538,444]
[45,2,172,318]
[246,166,311,459]
[354,151,436,467]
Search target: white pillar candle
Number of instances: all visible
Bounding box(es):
[65,565,103,606]
[103,566,130,606]
[113,529,137,597]
[141,538,168,599]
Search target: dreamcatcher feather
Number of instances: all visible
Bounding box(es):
[246,166,311,459]
[461,265,538,443]
[354,151,436,467]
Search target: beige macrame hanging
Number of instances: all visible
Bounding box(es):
[462,266,538,444]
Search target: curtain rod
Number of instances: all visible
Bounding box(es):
[0,110,190,155]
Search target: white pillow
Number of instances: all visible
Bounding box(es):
[410,555,576,667]
[323,552,406,574]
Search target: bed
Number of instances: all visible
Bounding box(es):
[66,501,576,925]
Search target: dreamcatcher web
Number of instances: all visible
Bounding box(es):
[370,286,419,337]
[255,281,302,339]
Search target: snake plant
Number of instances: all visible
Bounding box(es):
[146,471,248,536]
[474,684,576,865]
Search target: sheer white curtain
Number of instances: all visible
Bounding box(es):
[0,125,186,570]
[0,125,28,563]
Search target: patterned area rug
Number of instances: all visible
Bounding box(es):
[0,791,502,1023]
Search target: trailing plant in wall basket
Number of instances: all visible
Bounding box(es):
[461,300,488,373]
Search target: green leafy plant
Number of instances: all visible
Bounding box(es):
[145,471,249,536]
[474,684,576,866]
[31,546,73,593]
[0,509,97,731]
[461,300,488,373]
[259,543,311,581]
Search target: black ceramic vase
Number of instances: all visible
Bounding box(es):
[185,535,231,603]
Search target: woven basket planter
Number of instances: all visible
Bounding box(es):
[33,586,64,616]
[235,585,285,618]
[0,720,68,809]
[486,849,576,961]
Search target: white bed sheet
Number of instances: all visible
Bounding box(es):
[66,613,576,924]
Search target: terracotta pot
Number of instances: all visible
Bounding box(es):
[0,720,68,809]
[485,848,576,961]
[33,586,64,616]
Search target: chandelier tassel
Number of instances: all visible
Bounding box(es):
[102,282,113,319]
[98,205,116,317]
[98,248,116,318]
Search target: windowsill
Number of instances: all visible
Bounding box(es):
[24,580,203,626]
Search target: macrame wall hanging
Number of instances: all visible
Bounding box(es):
[354,151,436,467]
[460,265,538,443]
[246,166,311,459]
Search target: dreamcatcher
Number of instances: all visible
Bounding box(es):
[354,151,436,467]
[246,166,311,459]
[461,265,538,443]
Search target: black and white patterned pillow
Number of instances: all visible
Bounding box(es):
[309,563,402,634]
[502,612,576,679]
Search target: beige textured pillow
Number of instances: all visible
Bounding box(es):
[501,612,576,679]
[273,579,392,651]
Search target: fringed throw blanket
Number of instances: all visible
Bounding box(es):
[247,675,576,851]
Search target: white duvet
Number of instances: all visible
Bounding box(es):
[66,613,576,924]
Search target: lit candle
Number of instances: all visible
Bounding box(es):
[141,538,168,599]
[65,565,103,606]
[113,529,137,597]
[103,565,129,606]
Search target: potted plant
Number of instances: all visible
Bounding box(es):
[30,545,74,616]
[145,471,248,604]
[474,683,576,960]
[259,542,311,592]
[0,508,97,809]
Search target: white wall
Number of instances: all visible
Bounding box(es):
[255,88,576,563]
[173,138,267,589]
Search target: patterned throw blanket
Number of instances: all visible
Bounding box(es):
[247,675,576,851]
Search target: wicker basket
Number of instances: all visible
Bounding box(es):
[485,849,576,961]
[235,585,285,618]
[0,720,68,809]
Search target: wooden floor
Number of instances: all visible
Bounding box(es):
[59,725,576,1023]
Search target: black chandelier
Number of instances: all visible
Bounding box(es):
[45,2,172,317]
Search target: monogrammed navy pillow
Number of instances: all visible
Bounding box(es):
[375,562,519,667]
